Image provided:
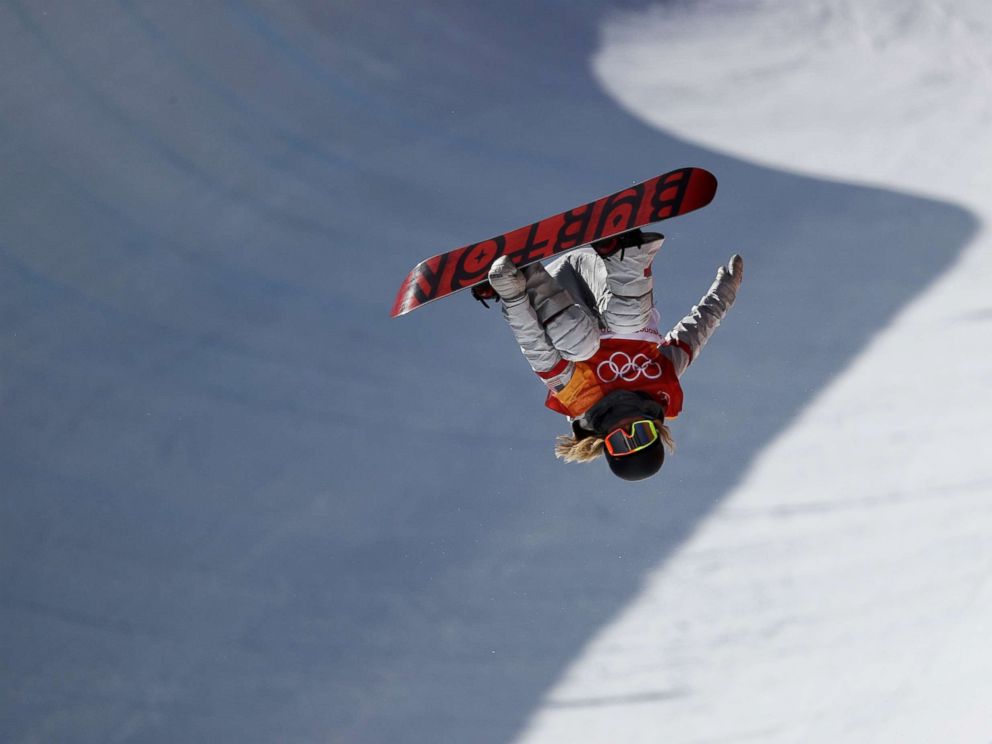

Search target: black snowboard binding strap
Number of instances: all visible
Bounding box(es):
[472,281,498,308]
[592,229,663,260]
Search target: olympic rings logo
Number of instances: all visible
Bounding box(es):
[596,352,663,383]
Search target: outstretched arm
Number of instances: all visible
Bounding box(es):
[661,254,743,377]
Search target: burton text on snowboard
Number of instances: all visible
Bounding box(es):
[391,167,717,317]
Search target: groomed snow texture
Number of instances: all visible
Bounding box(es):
[1,2,990,743]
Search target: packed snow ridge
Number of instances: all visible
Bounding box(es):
[518,1,992,742]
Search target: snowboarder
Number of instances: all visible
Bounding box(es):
[485,229,743,481]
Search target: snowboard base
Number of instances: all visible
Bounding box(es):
[391,167,717,317]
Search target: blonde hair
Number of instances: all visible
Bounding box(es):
[555,419,674,463]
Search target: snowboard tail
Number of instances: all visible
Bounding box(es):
[391,167,717,317]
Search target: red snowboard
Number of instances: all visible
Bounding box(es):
[391,167,717,317]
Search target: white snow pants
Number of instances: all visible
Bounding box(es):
[498,237,664,376]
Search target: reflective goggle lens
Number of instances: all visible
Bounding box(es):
[605,419,659,457]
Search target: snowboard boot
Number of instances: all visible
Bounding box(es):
[487,255,527,305]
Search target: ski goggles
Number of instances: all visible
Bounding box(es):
[604,419,660,457]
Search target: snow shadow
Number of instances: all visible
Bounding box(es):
[0,1,977,743]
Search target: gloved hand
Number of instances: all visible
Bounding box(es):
[488,255,526,304]
[720,253,743,285]
[711,254,743,305]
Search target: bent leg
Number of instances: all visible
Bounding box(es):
[521,261,600,362]
[546,248,605,322]
[599,234,665,333]
[489,256,564,374]
[499,297,564,375]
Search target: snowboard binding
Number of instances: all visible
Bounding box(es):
[473,229,665,308]
[471,281,498,308]
[592,229,664,260]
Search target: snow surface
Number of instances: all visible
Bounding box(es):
[0,1,989,743]
[519,1,992,742]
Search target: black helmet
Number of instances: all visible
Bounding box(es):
[574,390,668,481]
[605,438,665,481]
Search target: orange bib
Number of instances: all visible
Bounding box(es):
[545,338,683,418]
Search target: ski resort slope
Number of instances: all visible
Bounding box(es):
[0,2,988,743]
[519,1,992,743]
